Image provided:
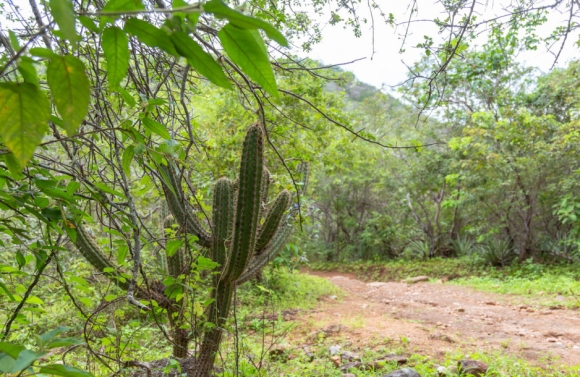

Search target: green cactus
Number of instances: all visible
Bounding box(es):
[70,124,308,376]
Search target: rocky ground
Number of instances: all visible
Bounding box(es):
[280,270,580,375]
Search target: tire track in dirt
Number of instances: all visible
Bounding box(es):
[297,270,580,366]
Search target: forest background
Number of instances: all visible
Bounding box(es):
[1,0,580,376]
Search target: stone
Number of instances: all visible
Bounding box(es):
[330,355,342,367]
[341,375,356,377]
[302,346,315,362]
[375,354,408,365]
[329,345,342,355]
[484,301,496,305]
[329,295,338,300]
[458,359,488,377]
[403,276,429,284]
[456,307,465,312]
[340,351,361,362]
[381,368,421,377]
[324,324,347,334]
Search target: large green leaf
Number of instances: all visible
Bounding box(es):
[0,342,25,359]
[0,83,50,166]
[142,118,171,140]
[49,0,79,47]
[39,364,94,377]
[10,349,41,373]
[102,26,129,89]
[102,0,144,21]
[124,18,178,56]
[170,31,231,89]
[47,55,90,135]
[204,0,287,46]
[218,24,279,98]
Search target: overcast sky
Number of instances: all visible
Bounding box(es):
[298,1,580,92]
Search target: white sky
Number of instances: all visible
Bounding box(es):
[299,1,580,92]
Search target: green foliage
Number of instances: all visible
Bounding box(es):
[477,239,517,267]
[0,83,50,166]
[0,327,88,376]
[102,26,129,90]
[47,55,90,135]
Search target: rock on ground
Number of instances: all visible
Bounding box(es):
[458,359,488,377]
[382,368,421,377]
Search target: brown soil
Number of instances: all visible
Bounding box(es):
[289,270,580,366]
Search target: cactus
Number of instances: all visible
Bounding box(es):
[70,124,308,376]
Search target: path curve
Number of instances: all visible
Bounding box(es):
[299,270,580,366]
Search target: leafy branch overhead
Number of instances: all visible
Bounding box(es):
[0,0,288,167]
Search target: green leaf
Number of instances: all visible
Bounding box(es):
[93,182,125,198]
[25,296,44,305]
[0,279,15,300]
[78,16,99,33]
[165,239,184,257]
[102,26,129,89]
[0,353,15,373]
[0,83,50,166]
[40,327,70,343]
[0,342,25,359]
[218,24,279,98]
[170,31,231,89]
[29,48,57,59]
[142,118,171,140]
[17,57,39,86]
[102,0,144,21]
[122,145,134,175]
[39,364,94,377]
[47,55,90,135]
[49,0,79,48]
[8,31,19,50]
[45,337,84,349]
[11,349,41,373]
[2,153,23,179]
[124,18,178,56]
[204,0,287,46]
[117,245,128,264]
[196,256,219,271]
[15,251,25,269]
[119,88,136,107]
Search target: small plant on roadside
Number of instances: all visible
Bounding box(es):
[478,238,516,267]
[450,235,476,256]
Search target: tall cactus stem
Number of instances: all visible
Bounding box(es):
[194,283,234,377]
[224,125,264,282]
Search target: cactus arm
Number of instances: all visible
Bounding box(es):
[211,178,234,271]
[74,223,130,291]
[223,125,264,282]
[159,164,212,248]
[236,219,294,285]
[255,190,290,252]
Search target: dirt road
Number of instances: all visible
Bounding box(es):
[295,270,580,366]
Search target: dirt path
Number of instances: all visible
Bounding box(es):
[292,270,580,366]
